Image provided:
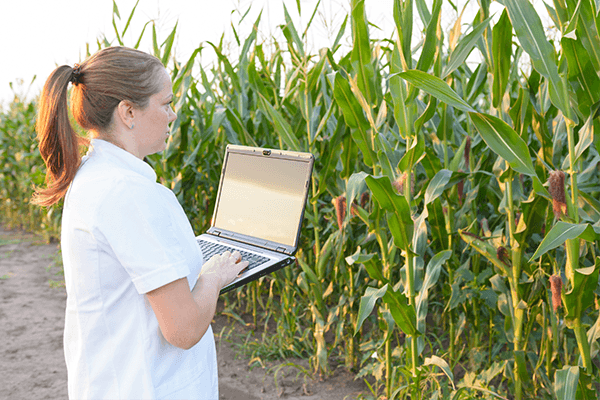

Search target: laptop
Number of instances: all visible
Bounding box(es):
[195,145,314,294]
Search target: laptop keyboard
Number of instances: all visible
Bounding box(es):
[197,240,270,271]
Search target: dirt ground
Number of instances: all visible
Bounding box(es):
[0,225,366,400]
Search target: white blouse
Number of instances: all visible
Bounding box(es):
[61,139,218,399]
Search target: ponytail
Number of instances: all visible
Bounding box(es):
[32,47,164,207]
[32,65,87,207]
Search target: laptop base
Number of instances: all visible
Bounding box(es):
[220,256,295,294]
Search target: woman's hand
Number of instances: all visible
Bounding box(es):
[148,250,249,350]
[200,250,249,290]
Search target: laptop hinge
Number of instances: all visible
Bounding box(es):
[276,246,292,255]
[208,228,222,237]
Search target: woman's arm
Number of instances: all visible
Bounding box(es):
[146,251,247,350]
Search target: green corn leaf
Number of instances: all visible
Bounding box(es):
[230,22,241,47]
[412,207,429,256]
[393,0,413,67]
[575,370,596,399]
[224,107,257,146]
[302,0,321,39]
[425,169,452,205]
[377,150,395,181]
[399,70,475,113]
[448,136,468,172]
[587,312,600,359]
[424,355,454,387]
[549,0,569,29]
[579,190,600,221]
[382,286,418,336]
[312,100,334,144]
[554,366,579,400]
[544,2,561,30]
[332,15,348,51]
[346,171,368,217]
[415,0,442,74]
[257,94,301,151]
[514,350,530,385]
[237,4,252,24]
[414,94,437,135]
[459,229,509,276]
[340,134,358,179]
[466,60,489,104]
[561,108,596,170]
[515,195,547,243]
[134,21,151,49]
[240,11,262,67]
[575,0,600,72]
[509,86,533,138]
[355,285,388,334]
[173,47,203,95]
[345,246,375,266]
[333,73,375,166]
[561,37,600,120]
[112,0,121,20]
[564,258,600,325]
[364,255,387,283]
[492,9,512,109]
[245,57,264,95]
[160,22,178,66]
[282,4,304,58]
[365,175,413,251]
[182,136,202,169]
[416,250,451,331]
[390,48,413,140]
[443,15,493,79]
[469,112,536,177]
[428,199,448,249]
[112,0,123,46]
[351,0,376,103]
[297,255,320,287]
[306,52,327,93]
[530,222,597,261]
[152,22,160,59]
[504,0,573,122]
[207,41,240,91]
[316,232,336,280]
[414,0,431,25]
[122,0,140,37]
[347,75,376,129]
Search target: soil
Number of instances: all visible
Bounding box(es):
[0,225,366,400]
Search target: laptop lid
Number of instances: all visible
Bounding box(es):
[207,145,314,255]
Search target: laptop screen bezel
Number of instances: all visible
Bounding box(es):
[207,145,314,255]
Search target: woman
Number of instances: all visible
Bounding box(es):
[33,46,247,399]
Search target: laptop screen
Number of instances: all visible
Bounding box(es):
[212,150,312,247]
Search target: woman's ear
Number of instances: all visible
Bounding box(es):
[116,100,136,129]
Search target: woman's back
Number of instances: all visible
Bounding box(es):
[61,139,217,399]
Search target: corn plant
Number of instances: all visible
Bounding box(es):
[0,88,61,241]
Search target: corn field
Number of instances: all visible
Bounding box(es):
[2,0,600,398]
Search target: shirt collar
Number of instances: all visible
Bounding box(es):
[87,139,157,182]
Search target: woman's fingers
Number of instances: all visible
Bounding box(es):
[202,249,250,288]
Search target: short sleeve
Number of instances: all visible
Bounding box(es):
[94,176,191,294]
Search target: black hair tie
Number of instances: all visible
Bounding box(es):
[70,64,82,86]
